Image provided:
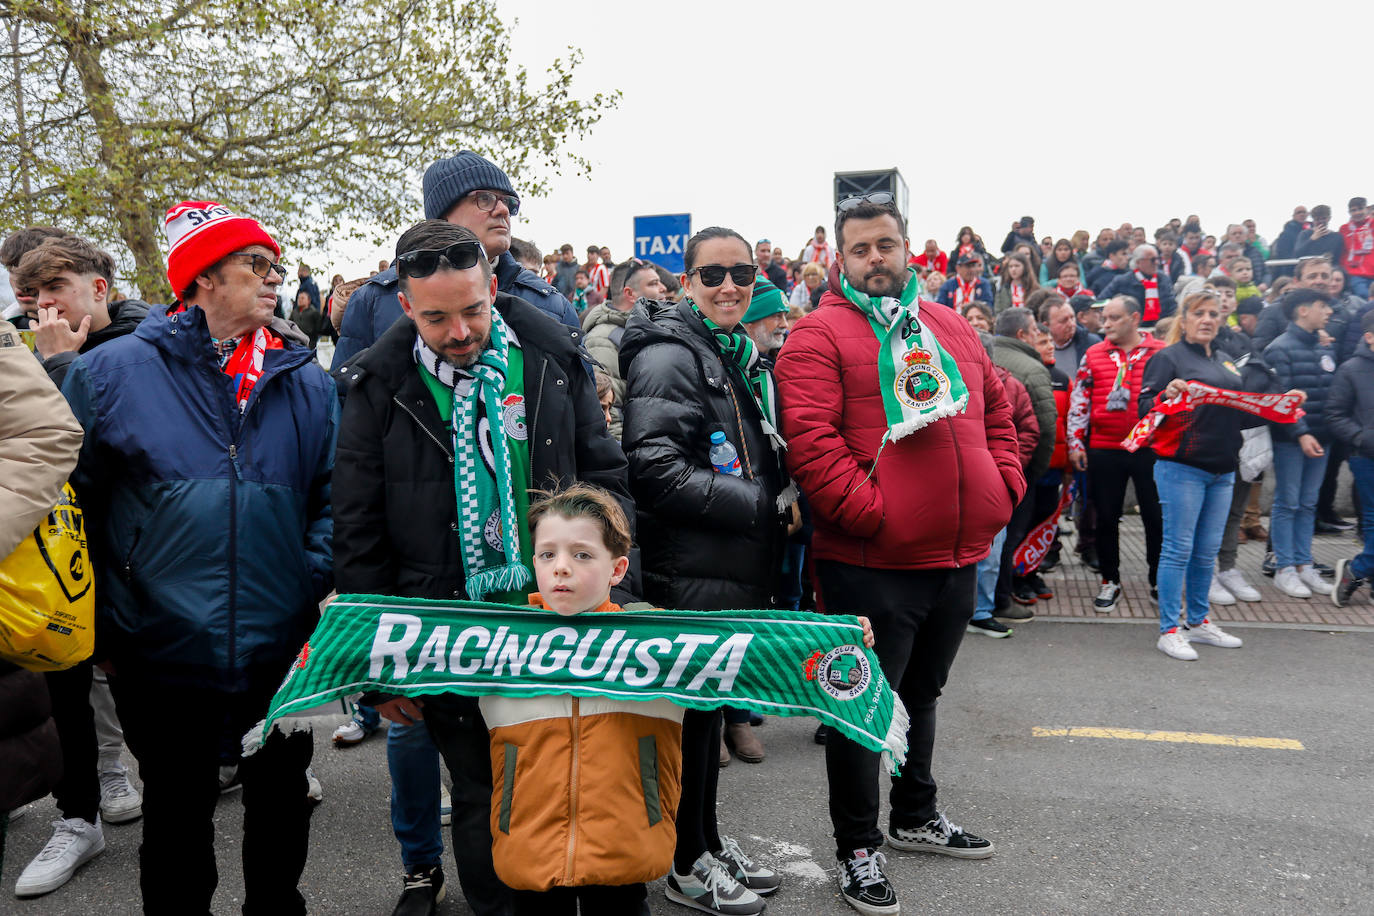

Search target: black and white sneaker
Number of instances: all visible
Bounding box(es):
[390,864,445,916]
[1333,558,1369,608]
[665,851,764,915]
[1262,550,1277,578]
[1093,580,1121,613]
[715,836,780,896]
[966,617,1012,638]
[838,848,898,915]
[888,812,995,859]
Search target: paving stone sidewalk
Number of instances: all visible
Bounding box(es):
[1028,514,1373,628]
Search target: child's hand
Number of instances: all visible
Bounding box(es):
[857,615,875,648]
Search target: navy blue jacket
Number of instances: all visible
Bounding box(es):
[61,305,337,690]
[333,251,580,367]
[1263,322,1338,442]
[1099,271,1177,324]
[934,277,994,308]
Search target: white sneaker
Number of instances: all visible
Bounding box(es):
[15,817,105,897]
[1093,581,1121,613]
[1207,578,1236,606]
[306,767,323,804]
[1216,568,1261,602]
[1184,618,1243,648]
[1156,629,1199,661]
[1274,566,1311,599]
[332,718,371,746]
[1297,565,1333,596]
[97,765,142,824]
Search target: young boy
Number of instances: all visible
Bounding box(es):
[481,484,682,915]
[1228,256,1261,304]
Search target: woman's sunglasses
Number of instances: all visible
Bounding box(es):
[395,241,486,279]
[689,264,756,287]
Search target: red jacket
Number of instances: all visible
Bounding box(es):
[910,250,949,274]
[1047,364,1070,471]
[1068,334,1166,452]
[993,364,1039,470]
[775,288,1025,570]
[1340,218,1374,278]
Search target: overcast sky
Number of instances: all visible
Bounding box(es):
[315,0,1374,279]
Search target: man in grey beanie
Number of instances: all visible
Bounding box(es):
[334,151,580,367]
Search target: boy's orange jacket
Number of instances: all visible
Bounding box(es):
[479,595,684,891]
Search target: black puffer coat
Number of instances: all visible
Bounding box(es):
[1263,323,1337,442]
[0,661,60,811]
[620,299,787,610]
[1325,342,1374,459]
[333,293,632,601]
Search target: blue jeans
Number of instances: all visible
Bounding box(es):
[1155,460,1234,633]
[388,719,444,869]
[1350,456,1374,579]
[1271,441,1329,569]
[973,527,1008,620]
[354,701,380,731]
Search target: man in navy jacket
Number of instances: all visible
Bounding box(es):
[334,151,579,367]
[60,201,336,915]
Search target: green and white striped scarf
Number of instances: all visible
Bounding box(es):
[255,595,910,773]
[413,308,531,601]
[840,268,969,442]
[690,301,784,450]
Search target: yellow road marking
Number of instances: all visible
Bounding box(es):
[1032,726,1303,750]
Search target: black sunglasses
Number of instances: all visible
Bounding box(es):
[229,252,286,280]
[395,241,486,279]
[689,264,756,288]
[837,192,895,212]
[467,190,520,216]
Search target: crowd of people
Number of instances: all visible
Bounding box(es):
[1,151,1372,916]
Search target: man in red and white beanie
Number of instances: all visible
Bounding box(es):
[52,199,337,913]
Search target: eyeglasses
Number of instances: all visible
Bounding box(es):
[688,264,756,288]
[395,241,487,279]
[837,192,895,212]
[230,253,286,280]
[466,190,520,216]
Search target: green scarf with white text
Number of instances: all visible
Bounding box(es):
[840,267,969,441]
[257,595,909,773]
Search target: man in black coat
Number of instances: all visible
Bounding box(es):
[333,220,630,916]
[1327,308,1374,606]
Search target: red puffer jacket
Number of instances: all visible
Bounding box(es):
[775,289,1025,570]
[1068,335,1166,452]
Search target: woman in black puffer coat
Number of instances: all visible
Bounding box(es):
[620,227,789,911]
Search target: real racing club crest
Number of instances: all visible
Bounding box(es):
[804,644,873,702]
[501,394,528,440]
[894,345,949,410]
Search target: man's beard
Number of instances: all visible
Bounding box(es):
[438,331,489,368]
[846,264,907,297]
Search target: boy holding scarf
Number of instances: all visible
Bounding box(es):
[776,197,1024,916]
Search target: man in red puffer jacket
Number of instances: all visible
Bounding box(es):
[775,197,1023,916]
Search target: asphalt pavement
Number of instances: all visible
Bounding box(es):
[4,619,1371,915]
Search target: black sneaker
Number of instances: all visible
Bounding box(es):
[1030,573,1053,601]
[1012,582,1038,606]
[888,812,995,859]
[967,617,1013,638]
[1079,546,1100,572]
[1313,561,1335,578]
[1333,558,1368,608]
[1316,516,1355,533]
[1150,586,1158,605]
[1262,550,1277,578]
[1093,580,1121,613]
[391,864,445,916]
[814,724,831,745]
[997,602,1034,621]
[837,848,898,915]
[715,836,781,896]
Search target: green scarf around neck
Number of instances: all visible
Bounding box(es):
[251,595,910,774]
[689,300,784,449]
[839,267,969,441]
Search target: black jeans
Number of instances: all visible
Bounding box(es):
[1088,447,1163,585]
[996,493,1036,604]
[512,882,648,916]
[672,708,724,872]
[817,561,976,858]
[108,670,314,916]
[45,660,100,823]
[1317,440,1348,521]
[423,697,513,916]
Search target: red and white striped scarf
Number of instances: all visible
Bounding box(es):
[956,278,979,307]
[1135,271,1160,322]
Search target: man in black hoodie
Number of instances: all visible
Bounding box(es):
[10,233,150,897]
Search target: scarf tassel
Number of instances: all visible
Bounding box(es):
[886,393,970,442]
[880,695,911,775]
[466,562,533,602]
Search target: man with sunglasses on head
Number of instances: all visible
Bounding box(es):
[776,193,1023,916]
[333,220,630,916]
[334,151,579,368]
[55,201,336,914]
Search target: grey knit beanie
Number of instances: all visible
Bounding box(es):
[422,151,516,220]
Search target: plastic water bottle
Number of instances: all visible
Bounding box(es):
[709,431,743,477]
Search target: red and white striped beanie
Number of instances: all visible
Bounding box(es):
[164,201,280,296]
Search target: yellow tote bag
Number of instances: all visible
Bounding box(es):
[0,484,96,671]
